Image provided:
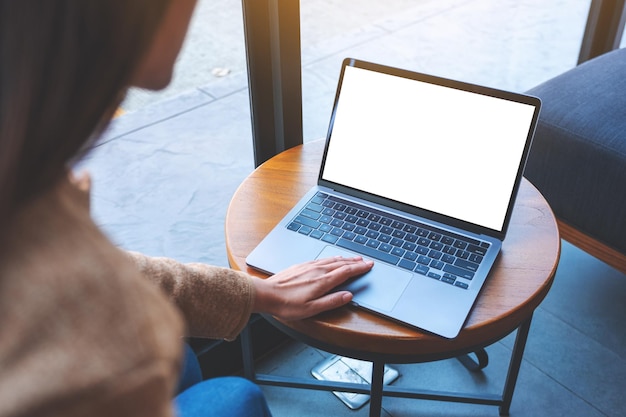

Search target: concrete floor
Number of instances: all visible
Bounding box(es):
[82,1,626,416]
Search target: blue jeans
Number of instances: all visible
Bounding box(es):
[175,344,272,417]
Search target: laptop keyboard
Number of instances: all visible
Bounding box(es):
[286,192,491,290]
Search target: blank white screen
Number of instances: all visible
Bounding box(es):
[321,66,536,232]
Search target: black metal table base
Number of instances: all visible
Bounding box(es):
[240,314,533,417]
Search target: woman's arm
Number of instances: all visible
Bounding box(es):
[69,170,374,340]
[127,251,254,341]
[127,252,373,340]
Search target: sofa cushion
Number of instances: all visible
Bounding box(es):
[524,47,626,255]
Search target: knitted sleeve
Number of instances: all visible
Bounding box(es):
[126,251,255,341]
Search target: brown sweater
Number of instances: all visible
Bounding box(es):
[0,178,255,417]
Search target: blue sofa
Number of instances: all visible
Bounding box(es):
[524,47,626,273]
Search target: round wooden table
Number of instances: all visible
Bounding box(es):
[225,139,560,416]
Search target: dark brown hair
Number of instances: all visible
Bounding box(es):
[0,0,171,229]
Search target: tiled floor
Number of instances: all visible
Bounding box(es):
[83,1,626,416]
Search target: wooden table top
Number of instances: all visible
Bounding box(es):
[226,139,560,361]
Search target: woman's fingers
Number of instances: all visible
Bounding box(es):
[312,256,374,291]
[311,289,355,312]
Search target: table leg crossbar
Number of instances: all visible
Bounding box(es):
[240,315,532,417]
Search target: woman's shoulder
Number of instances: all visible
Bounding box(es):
[0,178,184,416]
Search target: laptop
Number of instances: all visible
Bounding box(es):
[246,58,541,339]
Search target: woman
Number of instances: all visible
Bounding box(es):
[0,1,373,416]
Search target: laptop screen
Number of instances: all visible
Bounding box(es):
[320,61,539,235]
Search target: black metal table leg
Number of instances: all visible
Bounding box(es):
[499,313,533,416]
[369,361,386,417]
[457,348,489,372]
[240,321,256,380]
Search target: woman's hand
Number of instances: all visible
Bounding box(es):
[251,256,374,321]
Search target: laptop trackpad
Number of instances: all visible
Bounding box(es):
[316,245,412,313]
